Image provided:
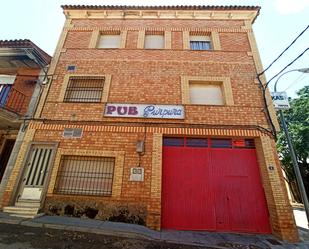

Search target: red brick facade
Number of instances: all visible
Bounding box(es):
[1,6,298,242]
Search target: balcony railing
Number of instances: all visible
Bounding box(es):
[0,85,29,116]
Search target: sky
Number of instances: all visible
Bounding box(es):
[1,0,308,98]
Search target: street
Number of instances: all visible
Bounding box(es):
[0,223,214,249]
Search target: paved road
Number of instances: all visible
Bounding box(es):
[0,223,215,249]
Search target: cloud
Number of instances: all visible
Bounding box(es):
[274,0,309,14]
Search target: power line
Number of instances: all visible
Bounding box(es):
[257,47,309,138]
[283,74,307,92]
[264,74,307,109]
[264,47,309,89]
[258,25,309,77]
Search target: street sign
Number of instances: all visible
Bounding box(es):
[271,92,290,110]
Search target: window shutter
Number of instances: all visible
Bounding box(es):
[189,36,211,42]
[189,83,224,105]
[144,35,164,49]
[98,35,121,48]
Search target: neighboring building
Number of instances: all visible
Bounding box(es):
[0,5,298,241]
[0,39,51,193]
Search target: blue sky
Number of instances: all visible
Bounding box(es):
[1,0,308,97]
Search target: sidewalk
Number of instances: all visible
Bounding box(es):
[0,212,308,249]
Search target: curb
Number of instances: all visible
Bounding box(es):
[0,216,308,249]
[0,218,229,249]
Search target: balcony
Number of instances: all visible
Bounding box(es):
[0,85,29,129]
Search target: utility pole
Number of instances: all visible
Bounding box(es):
[273,68,309,226]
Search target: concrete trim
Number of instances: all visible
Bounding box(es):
[58,74,111,103]
[47,148,125,198]
[181,75,234,105]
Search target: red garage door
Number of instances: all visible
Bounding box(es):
[162,137,271,233]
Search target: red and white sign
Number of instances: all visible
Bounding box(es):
[104,103,184,119]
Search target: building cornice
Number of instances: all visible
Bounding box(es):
[0,39,51,67]
[62,5,260,23]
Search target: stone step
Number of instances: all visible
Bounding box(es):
[10,213,44,219]
[10,213,37,219]
[15,201,41,208]
[3,206,39,215]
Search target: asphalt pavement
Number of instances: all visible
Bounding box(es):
[0,208,308,249]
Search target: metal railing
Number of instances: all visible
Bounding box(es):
[54,155,115,196]
[0,85,28,115]
[64,76,105,103]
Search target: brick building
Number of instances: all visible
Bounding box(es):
[0,39,50,195]
[0,5,298,241]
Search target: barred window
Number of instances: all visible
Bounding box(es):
[54,156,114,196]
[64,76,105,102]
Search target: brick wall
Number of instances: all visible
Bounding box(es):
[41,18,267,129]
[2,14,298,242]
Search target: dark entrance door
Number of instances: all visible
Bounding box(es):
[0,139,15,182]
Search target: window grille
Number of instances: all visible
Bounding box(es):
[63,76,105,102]
[54,156,114,196]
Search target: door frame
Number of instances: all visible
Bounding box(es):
[0,139,16,182]
[14,142,58,207]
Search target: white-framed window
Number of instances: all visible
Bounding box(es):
[144,34,165,49]
[190,35,212,50]
[98,34,121,48]
[189,83,224,105]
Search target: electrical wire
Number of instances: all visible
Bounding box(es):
[264,74,306,109]
[258,25,309,77]
[257,47,309,138]
[264,47,309,89]
[282,74,308,92]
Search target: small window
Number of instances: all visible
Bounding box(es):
[163,138,184,147]
[190,35,211,50]
[64,76,105,103]
[98,34,121,48]
[144,34,164,49]
[244,139,255,148]
[54,156,115,196]
[186,138,208,147]
[189,83,224,105]
[63,128,83,138]
[211,139,232,148]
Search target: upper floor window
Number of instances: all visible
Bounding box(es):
[98,34,121,48]
[190,35,212,50]
[189,82,223,105]
[144,34,165,49]
[64,76,105,103]
[181,76,234,106]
